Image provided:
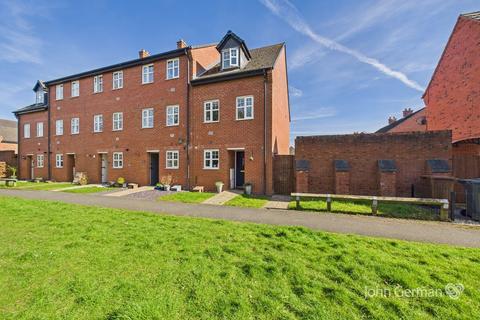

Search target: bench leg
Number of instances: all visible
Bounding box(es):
[296,196,300,209]
[371,197,378,215]
[326,195,332,212]
[440,204,449,221]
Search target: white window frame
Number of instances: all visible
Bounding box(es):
[23,123,30,139]
[204,100,220,123]
[93,114,103,133]
[222,47,239,69]
[204,149,219,170]
[113,71,123,89]
[166,58,179,79]
[142,108,154,128]
[236,96,254,120]
[56,84,63,100]
[36,90,44,104]
[142,64,154,84]
[166,105,179,126]
[113,112,123,131]
[112,152,123,169]
[71,117,80,135]
[93,75,103,93]
[36,122,44,137]
[166,150,179,169]
[55,154,64,168]
[37,154,44,168]
[71,80,80,97]
[55,120,64,136]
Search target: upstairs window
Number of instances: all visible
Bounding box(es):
[71,80,80,97]
[204,100,219,123]
[71,117,80,134]
[167,58,179,79]
[236,96,254,120]
[142,64,154,84]
[113,112,123,131]
[36,122,44,137]
[166,150,179,169]
[35,90,44,104]
[166,105,179,126]
[142,108,154,128]
[56,84,63,100]
[55,119,64,135]
[93,75,103,93]
[23,123,30,139]
[113,71,123,89]
[222,47,239,69]
[93,115,103,132]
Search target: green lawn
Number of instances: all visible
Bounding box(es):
[158,191,215,203]
[289,198,439,220]
[62,186,116,194]
[1,196,479,319]
[224,194,269,208]
[0,181,73,191]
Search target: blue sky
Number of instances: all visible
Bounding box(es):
[0,0,478,143]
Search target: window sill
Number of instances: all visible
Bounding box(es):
[70,96,79,99]
[204,120,219,124]
[141,126,154,129]
[112,87,123,91]
[236,117,254,121]
[93,131,103,134]
[203,167,219,170]
[141,82,154,85]
[93,91,103,94]
[166,76,179,80]
[112,129,123,132]
[166,124,179,127]
[165,167,179,170]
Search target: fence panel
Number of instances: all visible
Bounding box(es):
[273,155,295,195]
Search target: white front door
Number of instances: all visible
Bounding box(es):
[30,158,34,179]
[101,154,107,183]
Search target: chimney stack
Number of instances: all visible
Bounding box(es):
[138,49,150,59]
[176,39,187,49]
[388,116,397,124]
[402,108,414,118]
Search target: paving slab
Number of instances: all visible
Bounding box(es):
[202,190,240,205]
[1,189,480,248]
[104,186,153,197]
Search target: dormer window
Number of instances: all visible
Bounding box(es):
[222,47,239,69]
[35,90,44,104]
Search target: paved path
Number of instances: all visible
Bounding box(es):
[264,195,290,209]
[1,189,480,248]
[104,186,153,197]
[202,190,239,205]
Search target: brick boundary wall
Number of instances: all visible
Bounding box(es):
[294,131,452,197]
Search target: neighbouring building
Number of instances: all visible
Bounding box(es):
[376,107,427,133]
[0,119,17,153]
[13,31,290,194]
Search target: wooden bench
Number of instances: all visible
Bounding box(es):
[291,192,450,221]
[127,183,138,189]
[0,178,17,187]
[192,186,204,193]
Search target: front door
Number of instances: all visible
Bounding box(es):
[29,156,34,180]
[100,154,108,184]
[67,155,75,182]
[150,153,159,186]
[235,151,245,188]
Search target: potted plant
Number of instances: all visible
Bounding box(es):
[160,175,173,191]
[215,181,224,193]
[244,182,253,195]
[7,166,17,179]
[116,177,126,188]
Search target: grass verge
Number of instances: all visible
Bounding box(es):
[224,194,269,208]
[158,191,215,203]
[289,197,439,220]
[0,181,73,191]
[62,186,116,194]
[0,196,479,319]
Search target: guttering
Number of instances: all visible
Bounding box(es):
[45,47,188,86]
[13,105,48,116]
[191,68,268,86]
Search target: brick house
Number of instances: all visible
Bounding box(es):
[0,119,17,153]
[13,31,290,194]
[376,107,427,133]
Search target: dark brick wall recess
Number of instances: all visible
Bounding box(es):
[295,131,452,197]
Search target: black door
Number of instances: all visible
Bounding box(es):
[235,151,245,188]
[150,153,159,186]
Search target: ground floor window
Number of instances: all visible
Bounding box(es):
[204,149,219,169]
[37,154,44,168]
[55,154,63,168]
[166,150,179,169]
[113,152,123,168]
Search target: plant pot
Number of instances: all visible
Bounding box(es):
[216,183,224,193]
[164,185,171,191]
[244,184,252,195]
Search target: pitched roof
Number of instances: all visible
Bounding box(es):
[0,119,18,143]
[376,107,425,133]
[12,102,48,116]
[216,30,252,60]
[191,43,284,85]
[461,11,480,21]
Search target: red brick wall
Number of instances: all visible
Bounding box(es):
[17,111,49,180]
[48,54,189,185]
[0,141,17,153]
[388,109,427,133]
[271,46,290,155]
[424,16,480,142]
[295,131,452,197]
[190,45,219,78]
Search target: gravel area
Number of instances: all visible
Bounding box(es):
[125,189,174,201]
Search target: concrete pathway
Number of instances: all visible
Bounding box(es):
[263,195,290,209]
[202,190,240,205]
[1,189,480,248]
[104,186,154,197]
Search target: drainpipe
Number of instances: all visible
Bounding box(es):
[14,113,20,178]
[263,70,268,195]
[47,92,51,180]
[186,49,191,190]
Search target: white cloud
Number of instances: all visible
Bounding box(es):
[259,0,425,92]
[289,85,303,97]
[291,107,336,121]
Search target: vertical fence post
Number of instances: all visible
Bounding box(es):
[450,191,456,221]
[371,197,378,215]
[326,194,332,212]
[296,195,300,210]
